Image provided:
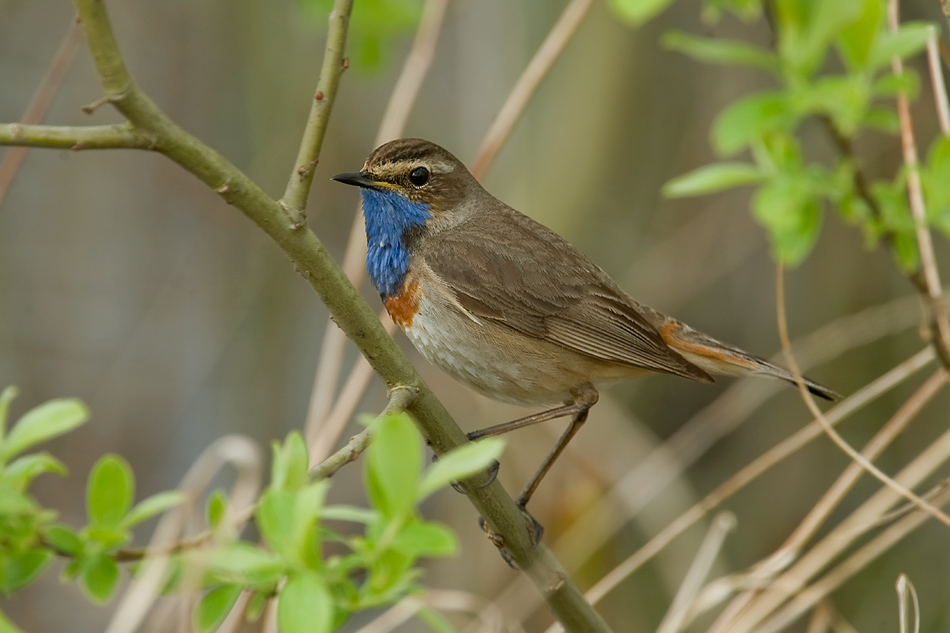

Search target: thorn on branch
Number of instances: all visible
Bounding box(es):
[315,91,324,102]
[81,95,110,114]
[341,57,350,72]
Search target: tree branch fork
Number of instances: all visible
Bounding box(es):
[0,1,613,632]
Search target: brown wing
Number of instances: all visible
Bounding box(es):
[420,207,713,383]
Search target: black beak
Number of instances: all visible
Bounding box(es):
[332,171,379,189]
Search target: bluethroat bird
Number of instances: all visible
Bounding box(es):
[334,138,838,516]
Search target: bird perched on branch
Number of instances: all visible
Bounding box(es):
[334,138,837,532]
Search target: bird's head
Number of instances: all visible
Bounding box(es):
[333,138,480,296]
[333,138,479,227]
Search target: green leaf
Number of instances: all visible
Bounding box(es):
[1,548,54,593]
[122,491,188,529]
[417,438,505,501]
[923,136,950,223]
[0,607,26,633]
[290,481,328,570]
[245,591,268,623]
[40,524,83,556]
[868,22,933,70]
[207,490,228,529]
[365,412,421,520]
[664,163,765,197]
[0,398,88,461]
[321,505,377,524]
[278,572,333,633]
[872,69,919,98]
[606,0,675,25]
[86,455,134,528]
[713,92,789,155]
[2,453,66,491]
[662,31,777,71]
[793,74,869,137]
[776,0,864,76]
[389,521,458,558]
[753,177,824,265]
[205,543,284,585]
[0,386,18,444]
[863,107,899,132]
[80,553,120,604]
[194,584,243,633]
[256,490,295,557]
[271,432,309,493]
[836,0,883,69]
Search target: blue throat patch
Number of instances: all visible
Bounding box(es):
[360,187,431,297]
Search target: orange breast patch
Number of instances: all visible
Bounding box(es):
[384,277,421,329]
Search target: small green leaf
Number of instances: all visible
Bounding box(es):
[87,455,134,528]
[752,177,824,265]
[245,591,267,623]
[40,524,83,556]
[2,453,67,491]
[713,92,789,155]
[321,505,377,524]
[1,548,54,593]
[416,606,456,633]
[80,553,120,604]
[205,543,284,585]
[872,69,919,98]
[271,432,309,493]
[207,490,228,529]
[278,572,333,633]
[389,521,458,558]
[122,491,188,529]
[0,607,26,633]
[836,0,883,69]
[606,0,676,25]
[1,399,88,461]
[863,108,899,132]
[417,438,505,501]
[664,163,765,197]
[194,584,243,633]
[256,489,295,557]
[365,412,421,520]
[868,22,933,69]
[0,386,18,444]
[663,31,777,71]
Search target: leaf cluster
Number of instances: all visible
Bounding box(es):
[661,0,948,269]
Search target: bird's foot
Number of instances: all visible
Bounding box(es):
[478,504,544,568]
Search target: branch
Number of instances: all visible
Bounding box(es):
[22,2,615,630]
[0,123,153,150]
[278,0,353,227]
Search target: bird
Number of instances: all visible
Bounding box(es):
[333,138,838,518]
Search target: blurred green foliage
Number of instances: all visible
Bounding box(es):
[662,0,948,269]
[300,0,423,69]
[0,386,503,633]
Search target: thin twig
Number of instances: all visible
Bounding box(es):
[278,0,354,227]
[751,491,949,633]
[776,267,950,528]
[889,0,950,369]
[654,513,736,633]
[304,0,450,455]
[579,347,933,612]
[470,0,594,180]
[0,19,83,211]
[105,435,263,633]
[723,423,950,633]
[928,30,950,134]
[706,365,946,633]
[0,122,153,150]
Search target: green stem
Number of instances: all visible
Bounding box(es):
[279,0,353,227]
[0,123,152,150]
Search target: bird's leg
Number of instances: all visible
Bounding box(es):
[515,384,598,509]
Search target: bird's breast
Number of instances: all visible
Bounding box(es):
[383,275,422,329]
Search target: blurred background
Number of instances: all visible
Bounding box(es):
[2,0,950,631]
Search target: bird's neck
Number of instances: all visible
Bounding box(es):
[360,188,431,297]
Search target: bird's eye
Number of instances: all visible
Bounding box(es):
[409,166,430,187]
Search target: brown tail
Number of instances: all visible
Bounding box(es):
[658,320,840,401]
